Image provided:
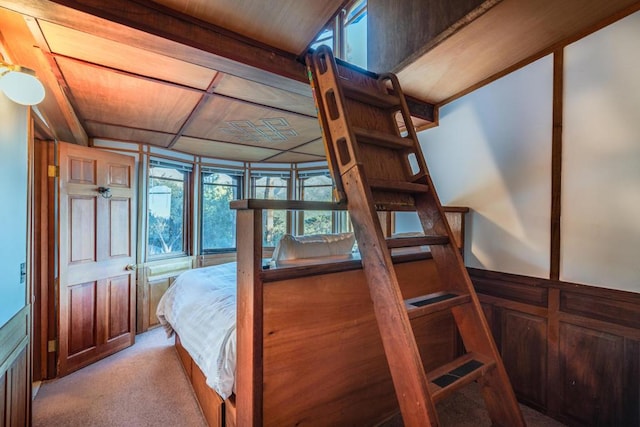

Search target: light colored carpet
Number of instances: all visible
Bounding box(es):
[34,327,565,426]
[33,328,207,427]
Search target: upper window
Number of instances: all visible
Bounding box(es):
[310,27,334,52]
[310,0,367,69]
[201,169,243,253]
[147,160,191,257]
[251,172,291,247]
[344,0,367,68]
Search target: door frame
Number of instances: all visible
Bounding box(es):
[32,139,58,380]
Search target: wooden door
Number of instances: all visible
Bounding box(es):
[58,142,136,375]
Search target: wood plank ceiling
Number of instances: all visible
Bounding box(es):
[1,0,639,163]
[0,0,347,163]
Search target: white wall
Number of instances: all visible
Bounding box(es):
[416,55,553,278]
[561,11,640,292]
[0,93,28,327]
[410,11,640,294]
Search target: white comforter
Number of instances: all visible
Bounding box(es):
[156,262,237,399]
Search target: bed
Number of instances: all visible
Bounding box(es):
[157,200,468,426]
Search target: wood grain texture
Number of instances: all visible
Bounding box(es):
[56,56,202,134]
[235,209,263,426]
[172,136,280,162]
[2,0,310,84]
[471,268,640,425]
[183,96,321,150]
[0,7,88,145]
[151,0,345,55]
[3,347,29,427]
[85,122,175,148]
[261,259,455,426]
[550,50,563,280]
[395,0,640,103]
[501,310,547,409]
[39,20,217,91]
[368,0,490,74]
[559,323,625,425]
[0,307,30,427]
[58,143,136,376]
[308,47,523,426]
[214,75,316,117]
[175,335,226,427]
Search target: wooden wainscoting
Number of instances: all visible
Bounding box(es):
[470,268,640,427]
[0,306,30,427]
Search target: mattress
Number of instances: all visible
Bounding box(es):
[156,262,237,399]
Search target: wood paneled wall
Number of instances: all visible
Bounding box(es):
[368,0,489,73]
[470,268,640,426]
[0,306,30,427]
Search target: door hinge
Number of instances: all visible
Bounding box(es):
[47,165,59,178]
[47,339,57,353]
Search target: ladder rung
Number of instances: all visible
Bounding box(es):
[428,353,496,403]
[353,127,414,149]
[369,179,429,194]
[405,292,470,319]
[340,78,400,109]
[387,235,450,249]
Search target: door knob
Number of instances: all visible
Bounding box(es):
[125,264,137,271]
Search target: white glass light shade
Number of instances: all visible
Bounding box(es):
[0,66,45,106]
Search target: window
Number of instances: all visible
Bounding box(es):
[201,169,243,252]
[147,160,190,257]
[309,0,367,68]
[344,0,367,68]
[298,170,334,235]
[251,172,290,247]
[310,27,334,52]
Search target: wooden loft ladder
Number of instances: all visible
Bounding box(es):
[306,46,525,427]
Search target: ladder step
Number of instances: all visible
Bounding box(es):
[369,179,429,194]
[340,78,400,109]
[405,291,471,319]
[427,353,496,403]
[353,127,414,149]
[386,235,450,249]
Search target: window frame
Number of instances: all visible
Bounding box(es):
[296,169,335,235]
[250,170,292,247]
[308,0,367,66]
[200,167,244,254]
[146,159,192,260]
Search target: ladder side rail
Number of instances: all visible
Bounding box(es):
[343,166,440,427]
[307,47,361,176]
[414,185,526,427]
[383,64,525,427]
[307,64,346,202]
[308,45,526,427]
[380,72,429,182]
[309,46,440,427]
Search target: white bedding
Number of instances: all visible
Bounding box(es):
[156,262,237,399]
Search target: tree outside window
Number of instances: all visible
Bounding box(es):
[252,175,289,247]
[300,173,333,235]
[201,170,242,252]
[148,164,187,256]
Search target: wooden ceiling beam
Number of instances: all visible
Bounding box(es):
[0,9,88,144]
[1,0,312,96]
[3,0,437,122]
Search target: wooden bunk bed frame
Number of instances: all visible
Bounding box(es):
[174,199,468,426]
